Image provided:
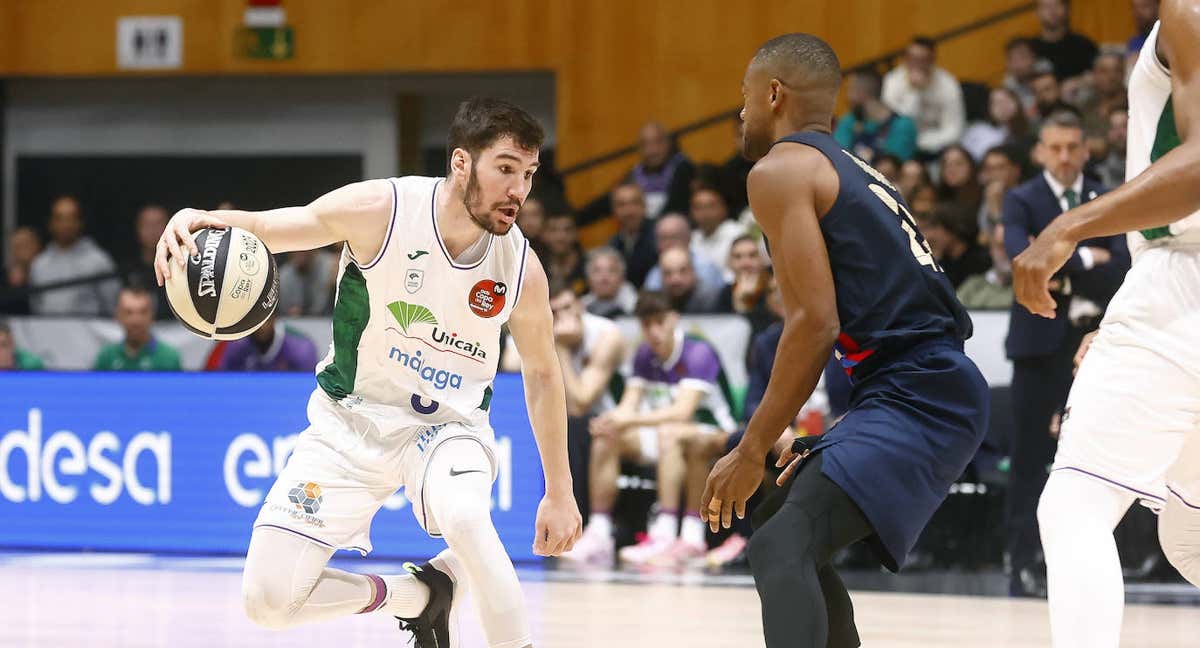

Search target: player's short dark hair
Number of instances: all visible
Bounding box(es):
[752,33,842,89]
[0,319,11,337]
[910,36,936,53]
[634,291,675,321]
[446,97,545,164]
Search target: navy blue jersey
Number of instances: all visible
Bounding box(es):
[773,132,972,379]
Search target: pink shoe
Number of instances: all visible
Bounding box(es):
[648,538,707,568]
[705,534,748,568]
[559,530,614,565]
[617,535,675,565]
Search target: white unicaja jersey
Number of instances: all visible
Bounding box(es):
[310,175,530,433]
[1126,21,1200,258]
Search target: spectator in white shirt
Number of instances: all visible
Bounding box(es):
[882,36,966,158]
[689,187,745,280]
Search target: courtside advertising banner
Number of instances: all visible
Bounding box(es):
[0,373,545,560]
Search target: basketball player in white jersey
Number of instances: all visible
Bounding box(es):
[1014,1,1200,644]
[154,97,582,648]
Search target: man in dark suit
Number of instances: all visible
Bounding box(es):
[1001,110,1130,597]
[607,183,658,288]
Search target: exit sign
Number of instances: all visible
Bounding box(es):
[236,26,294,60]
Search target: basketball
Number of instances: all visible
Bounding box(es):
[163,226,279,340]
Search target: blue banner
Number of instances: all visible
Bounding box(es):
[0,373,545,560]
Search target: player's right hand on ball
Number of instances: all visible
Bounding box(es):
[155,208,230,286]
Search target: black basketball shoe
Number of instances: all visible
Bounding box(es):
[396,560,458,647]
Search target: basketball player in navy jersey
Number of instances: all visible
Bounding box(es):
[701,34,989,647]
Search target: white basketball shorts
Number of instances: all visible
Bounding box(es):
[252,395,497,553]
[1052,244,1200,509]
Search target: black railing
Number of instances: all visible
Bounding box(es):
[558,1,1036,178]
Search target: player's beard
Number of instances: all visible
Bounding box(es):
[463,165,516,236]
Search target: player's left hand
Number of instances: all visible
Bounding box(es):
[533,490,582,557]
[1013,225,1076,319]
[701,446,764,533]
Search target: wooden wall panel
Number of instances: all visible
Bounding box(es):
[0,0,1141,205]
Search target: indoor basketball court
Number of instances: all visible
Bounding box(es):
[1,1,1197,647]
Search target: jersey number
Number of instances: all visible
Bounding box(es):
[868,184,941,271]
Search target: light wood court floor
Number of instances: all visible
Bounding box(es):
[2,554,1198,647]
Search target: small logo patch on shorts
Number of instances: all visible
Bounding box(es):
[287,481,324,514]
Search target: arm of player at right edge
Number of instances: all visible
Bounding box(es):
[701,146,841,532]
[507,252,584,556]
[1014,0,1200,317]
[153,179,395,286]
